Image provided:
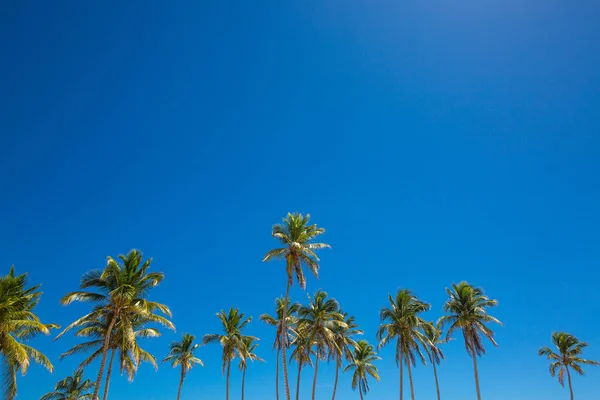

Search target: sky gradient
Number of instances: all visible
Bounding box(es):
[1,1,600,399]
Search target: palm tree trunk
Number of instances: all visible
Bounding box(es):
[296,364,302,400]
[226,359,231,400]
[102,348,116,400]
[177,366,185,400]
[406,355,415,400]
[225,360,231,400]
[241,366,246,400]
[332,358,340,400]
[275,346,280,400]
[398,341,404,400]
[92,314,117,400]
[282,279,292,400]
[471,352,481,400]
[312,354,320,400]
[566,366,574,400]
[360,390,364,400]
[432,360,441,400]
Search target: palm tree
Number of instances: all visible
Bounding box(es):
[41,370,94,400]
[263,212,330,400]
[343,340,381,400]
[203,308,254,400]
[289,329,315,400]
[58,250,174,400]
[330,313,362,400]
[0,266,58,399]
[423,322,447,400]
[297,290,345,400]
[538,332,599,400]
[260,298,300,400]
[438,282,501,400]
[239,336,265,400]
[59,313,160,400]
[377,289,430,400]
[163,333,204,400]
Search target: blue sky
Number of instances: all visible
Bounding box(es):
[1,1,599,399]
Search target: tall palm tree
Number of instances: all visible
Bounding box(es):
[377,289,430,400]
[263,212,330,400]
[59,313,160,400]
[260,298,300,400]
[438,282,501,400]
[330,313,362,400]
[41,370,94,400]
[538,332,599,400]
[203,308,254,400]
[289,329,315,400]
[58,250,174,400]
[343,340,381,400]
[239,336,265,400]
[0,266,58,399]
[163,333,204,400]
[297,290,345,400]
[423,322,447,400]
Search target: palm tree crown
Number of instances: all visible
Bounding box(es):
[260,298,300,351]
[297,291,345,360]
[163,333,203,400]
[59,313,160,381]
[423,322,446,365]
[290,330,315,370]
[263,212,330,400]
[203,308,255,400]
[539,331,599,399]
[58,250,174,399]
[239,336,264,369]
[438,282,501,400]
[238,336,264,400]
[330,313,363,400]
[343,340,381,400]
[41,370,94,400]
[438,282,501,356]
[260,298,299,400]
[377,289,430,364]
[263,212,330,289]
[0,266,58,399]
[203,308,254,372]
[164,333,204,372]
[377,289,430,400]
[297,290,345,400]
[330,313,362,364]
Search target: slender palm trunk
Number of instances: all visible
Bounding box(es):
[102,348,116,400]
[226,359,231,400]
[332,358,340,400]
[276,347,280,400]
[566,366,574,400]
[432,360,441,400]
[464,334,482,400]
[282,279,292,400]
[406,355,415,400]
[472,352,481,400]
[312,353,320,400]
[241,366,246,400]
[296,364,302,400]
[360,390,364,400]
[93,315,117,400]
[398,341,404,400]
[176,366,185,400]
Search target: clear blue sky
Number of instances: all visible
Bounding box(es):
[1,1,599,399]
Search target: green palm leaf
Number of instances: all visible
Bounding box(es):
[0,266,57,399]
